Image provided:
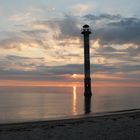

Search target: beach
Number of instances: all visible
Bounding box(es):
[0,110,140,140]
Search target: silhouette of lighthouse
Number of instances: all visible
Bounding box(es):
[81,24,92,97]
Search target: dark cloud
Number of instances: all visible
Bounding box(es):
[94,45,140,65]
[0,63,115,81]
[104,18,140,44]
[58,15,80,38]
[84,14,140,45]
[0,63,139,82]
[0,37,47,50]
[84,14,122,21]
[6,55,45,69]
[120,46,140,57]
[37,63,124,75]
[22,30,48,36]
[0,38,22,49]
[32,15,81,39]
[0,55,46,77]
[6,55,44,61]
[96,46,117,53]
[96,45,140,58]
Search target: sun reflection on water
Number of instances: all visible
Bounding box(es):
[72,86,77,115]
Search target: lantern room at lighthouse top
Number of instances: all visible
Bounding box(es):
[81,24,91,34]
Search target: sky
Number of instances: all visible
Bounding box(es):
[0,0,140,87]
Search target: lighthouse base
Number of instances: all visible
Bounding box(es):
[84,95,91,114]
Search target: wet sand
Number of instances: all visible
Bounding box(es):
[0,110,140,140]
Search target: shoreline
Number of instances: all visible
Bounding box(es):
[0,109,140,139]
[0,108,140,126]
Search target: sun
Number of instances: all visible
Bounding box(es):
[72,74,77,78]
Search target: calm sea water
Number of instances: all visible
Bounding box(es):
[0,86,140,124]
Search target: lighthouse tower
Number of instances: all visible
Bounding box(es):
[81,24,92,97]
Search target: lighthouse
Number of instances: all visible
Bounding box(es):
[81,24,92,97]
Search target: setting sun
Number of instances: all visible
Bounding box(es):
[72,74,78,78]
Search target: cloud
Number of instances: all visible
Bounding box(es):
[6,55,44,62]
[123,45,140,56]
[0,37,46,50]
[30,15,81,39]
[84,14,122,21]
[84,14,140,45]
[29,14,140,46]
[0,55,45,72]
[22,30,48,36]
[0,12,140,83]
[0,62,139,83]
[9,12,32,22]
[56,15,81,39]
[95,44,140,58]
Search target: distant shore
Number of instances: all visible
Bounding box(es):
[0,109,140,140]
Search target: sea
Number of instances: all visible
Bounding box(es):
[0,86,140,124]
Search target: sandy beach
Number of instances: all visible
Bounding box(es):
[0,110,140,140]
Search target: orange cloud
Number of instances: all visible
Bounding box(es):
[0,80,139,88]
[0,80,82,87]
